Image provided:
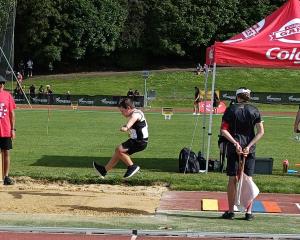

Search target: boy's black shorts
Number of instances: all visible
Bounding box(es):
[122,138,148,155]
[0,138,12,150]
[226,147,255,177]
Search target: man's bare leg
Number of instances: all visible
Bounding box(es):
[227,176,237,213]
[2,150,9,177]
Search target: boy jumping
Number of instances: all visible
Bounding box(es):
[93,98,148,179]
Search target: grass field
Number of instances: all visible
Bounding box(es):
[0,211,299,234]
[5,69,300,234]
[12,107,300,193]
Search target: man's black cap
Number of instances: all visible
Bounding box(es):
[0,75,7,83]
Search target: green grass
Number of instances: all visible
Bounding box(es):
[0,212,299,234]
[12,108,300,193]
[16,67,300,109]
[6,69,300,234]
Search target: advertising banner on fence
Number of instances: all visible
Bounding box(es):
[13,94,144,107]
[220,91,300,104]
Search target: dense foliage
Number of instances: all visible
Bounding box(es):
[0,0,288,71]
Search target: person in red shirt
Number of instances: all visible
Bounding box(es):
[0,75,16,185]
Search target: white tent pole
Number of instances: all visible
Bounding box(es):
[205,62,217,173]
[201,65,209,158]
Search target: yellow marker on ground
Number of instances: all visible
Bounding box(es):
[202,199,218,211]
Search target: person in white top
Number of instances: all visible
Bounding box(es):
[93,98,148,179]
[26,59,33,77]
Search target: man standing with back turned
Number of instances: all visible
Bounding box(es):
[220,87,264,221]
[0,75,16,185]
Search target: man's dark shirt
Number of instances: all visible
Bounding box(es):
[222,102,261,152]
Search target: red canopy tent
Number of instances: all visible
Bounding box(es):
[208,0,300,68]
[203,0,300,173]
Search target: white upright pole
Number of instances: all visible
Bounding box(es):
[143,70,149,108]
[144,76,147,107]
[205,62,217,173]
[201,65,210,158]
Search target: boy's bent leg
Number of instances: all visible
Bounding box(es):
[105,146,125,171]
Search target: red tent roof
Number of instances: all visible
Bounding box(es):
[208,0,300,68]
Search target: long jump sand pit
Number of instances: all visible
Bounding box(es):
[0,177,168,217]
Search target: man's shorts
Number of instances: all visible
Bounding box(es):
[226,146,255,177]
[122,139,148,155]
[0,138,12,150]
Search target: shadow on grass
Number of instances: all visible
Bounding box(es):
[31,156,178,172]
[157,212,221,220]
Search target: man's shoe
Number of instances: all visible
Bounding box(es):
[123,165,140,179]
[221,211,235,220]
[3,176,14,185]
[93,161,107,179]
[245,213,254,221]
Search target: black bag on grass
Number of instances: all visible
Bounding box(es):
[179,148,200,173]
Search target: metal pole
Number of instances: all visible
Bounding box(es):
[142,70,149,108]
[205,62,217,174]
[201,65,210,158]
[144,76,147,107]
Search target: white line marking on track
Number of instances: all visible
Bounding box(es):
[296,203,300,210]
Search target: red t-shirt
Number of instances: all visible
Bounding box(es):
[0,90,16,137]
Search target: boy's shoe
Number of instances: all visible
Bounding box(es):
[221,211,235,220]
[123,165,140,179]
[245,213,255,221]
[3,176,14,185]
[93,161,107,179]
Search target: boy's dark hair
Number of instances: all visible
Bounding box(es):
[119,98,135,109]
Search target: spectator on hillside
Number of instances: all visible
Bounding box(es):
[13,85,23,99]
[193,86,201,115]
[38,85,44,99]
[203,64,208,73]
[213,91,220,114]
[46,85,53,104]
[127,89,134,98]
[196,63,203,75]
[29,84,36,99]
[17,72,23,84]
[26,59,33,77]
[49,62,54,73]
[66,90,71,100]
[46,85,53,95]
[18,60,25,76]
